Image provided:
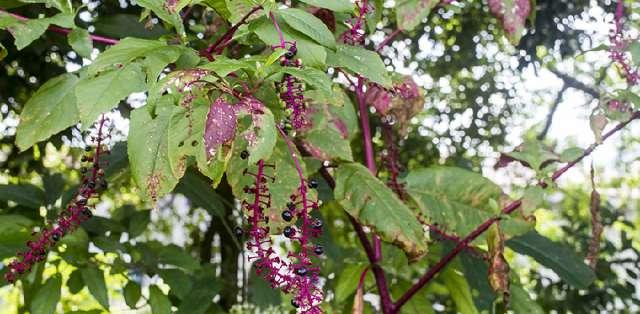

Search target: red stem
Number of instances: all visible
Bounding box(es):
[376,29,402,52]
[204,6,262,58]
[1,10,119,45]
[393,111,640,311]
[269,11,286,49]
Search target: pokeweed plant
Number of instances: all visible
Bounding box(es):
[0,0,640,313]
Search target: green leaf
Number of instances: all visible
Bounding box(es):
[136,0,186,38]
[246,107,277,164]
[68,27,93,58]
[128,209,151,238]
[200,56,256,77]
[0,183,44,208]
[175,279,220,314]
[76,63,146,128]
[123,281,142,308]
[510,283,544,314]
[279,67,333,97]
[149,285,172,314]
[506,231,596,289]
[6,13,74,50]
[202,0,231,19]
[80,266,109,309]
[298,0,354,12]
[301,128,353,161]
[129,95,181,203]
[327,44,391,87]
[93,14,169,39]
[334,163,428,261]
[442,265,479,314]
[505,140,559,170]
[16,73,79,151]
[30,275,62,314]
[404,167,532,240]
[0,215,35,259]
[67,269,84,294]
[521,186,544,215]
[59,228,89,264]
[252,17,327,68]
[0,42,7,61]
[630,41,640,66]
[158,269,192,300]
[396,0,438,31]
[334,263,367,303]
[175,170,226,217]
[278,8,335,49]
[157,244,201,271]
[559,146,583,162]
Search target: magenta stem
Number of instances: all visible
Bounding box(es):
[376,29,402,52]
[393,111,640,311]
[269,12,286,49]
[1,10,119,45]
[204,6,262,57]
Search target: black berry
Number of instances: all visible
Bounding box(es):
[84,146,91,152]
[51,233,60,241]
[312,219,323,230]
[287,202,296,210]
[284,51,295,60]
[314,245,324,255]
[283,226,295,238]
[281,210,293,222]
[291,299,300,308]
[308,179,318,189]
[240,150,249,159]
[234,226,244,238]
[295,266,308,276]
[82,208,93,218]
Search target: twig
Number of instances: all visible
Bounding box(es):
[393,111,640,311]
[0,10,119,45]
[203,6,262,58]
[548,68,600,98]
[376,29,402,52]
[537,84,568,140]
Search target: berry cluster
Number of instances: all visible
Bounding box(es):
[277,44,309,131]
[237,152,324,313]
[610,1,639,86]
[5,116,109,283]
[342,0,370,45]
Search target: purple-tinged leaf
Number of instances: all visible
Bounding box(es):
[204,98,238,160]
[488,0,532,44]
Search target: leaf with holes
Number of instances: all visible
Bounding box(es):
[129,94,181,203]
[334,163,427,261]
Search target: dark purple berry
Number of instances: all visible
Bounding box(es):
[240,150,249,160]
[312,219,323,230]
[291,299,300,308]
[308,179,318,189]
[80,167,87,173]
[234,226,244,238]
[314,245,324,255]
[76,197,87,206]
[295,266,307,276]
[82,208,93,218]
[51,233,60,242]
[287,202,296,210]
[281,210,293,222]
[283,226,295,238]
[284,51,295,60]
[84,146,91,152]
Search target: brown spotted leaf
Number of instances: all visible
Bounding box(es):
[128,94,181,203]
[334,163,427,261]
[487,223,510,305]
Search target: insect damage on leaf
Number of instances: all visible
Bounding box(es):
[204,97,238,160]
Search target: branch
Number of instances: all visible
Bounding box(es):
[393,111,640,311]
[203,6,262,58]
[0,10,119,45]
[548,68,600,98]
[537,84,568,140]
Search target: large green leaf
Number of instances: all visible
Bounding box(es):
[149,285,172,314]
[252,17,327,68]
[506,231,596,289]
[327,44,391,87]
[3,13,74,50]
[404,167,532,240]
[76,63,146,127]
[0,215,35,259]
[175,170,226,217]
[123,281,141,308]
[68,27,93,58]
[510,283,544,314]
[16,73,79,151]
[442,264,479,314]
[334,163,427,261]
[298,0,353,12]
[395,0,438,31]
[136,0,186,38]
[0,183,44,208]
[128,95,181,203]
[175,279,220,314]
[80,266,109,309]
[301,128,353,161]
[30,275,62,314]
[278,8,336,49]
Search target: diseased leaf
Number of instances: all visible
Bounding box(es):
[298,0,354,12]
[488,0,532,44]
[31,275,62,314]
[334,163,428,261]
[327,44,391,87]
[396,0,438,31]
[246,107,277,164]
[204,97,239,160]
[80,266,109,309]
[506,231,596,289]
[129,95,181,203]
[404,167,533,241]
[68,27,93,58]
[278,8,336,49]
[76,63,146,128]
[16,73,79,151]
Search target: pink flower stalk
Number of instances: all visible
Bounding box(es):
[342,0,370,45]
[5,115,109,283]
[610,1,639,86]
[277,44,310,130]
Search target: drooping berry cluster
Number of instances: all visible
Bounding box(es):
[5,116,109,283]
[277,44,309,131]
[610,1,639,86]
